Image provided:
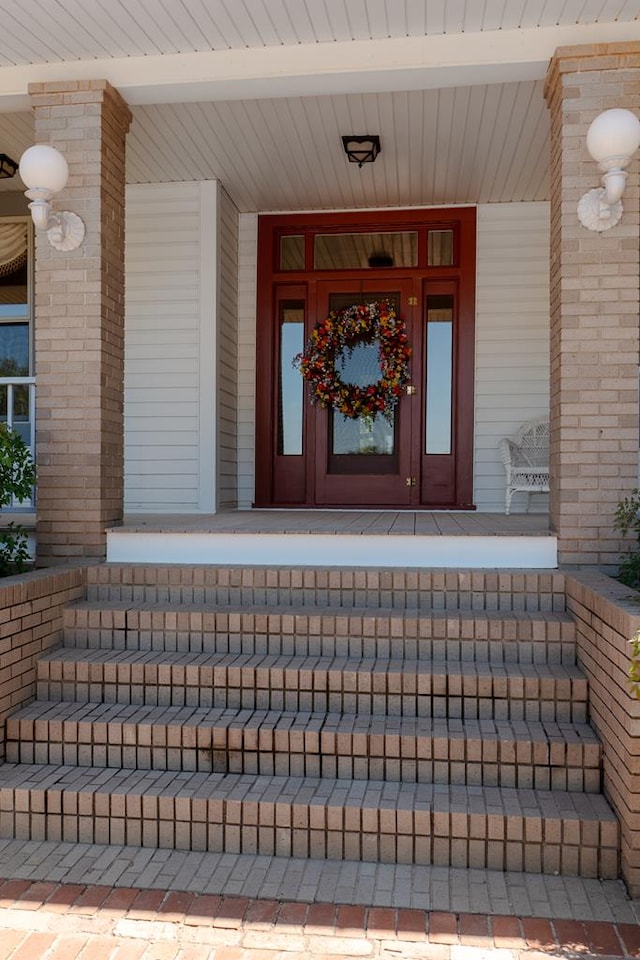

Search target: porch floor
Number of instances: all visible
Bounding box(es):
[119,509,551,536]
[108,510,556,568]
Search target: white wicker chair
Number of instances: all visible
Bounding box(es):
[498,417,550,515]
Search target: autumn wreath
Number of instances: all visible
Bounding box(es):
[294,300,411,421]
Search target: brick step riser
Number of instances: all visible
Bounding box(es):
[87,567,567,607]
[5,728,602,793]
[86,585,566,613]
[61,628,578,666]
[0,782,616,878]
[35,677,588,724]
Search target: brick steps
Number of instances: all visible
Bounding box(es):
[0,562,621,879]
[34,647,588,721]
[0,762,618,876]
[63,602,576,664]
[5,700,601,791]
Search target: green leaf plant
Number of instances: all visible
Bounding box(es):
[613,489,640,697]
[0,423,36,576]
[614,489,640,589]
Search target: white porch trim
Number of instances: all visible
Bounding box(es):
[106,528,557,568]
[0,22,639,111]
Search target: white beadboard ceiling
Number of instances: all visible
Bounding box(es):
[0,1,636,61]
[0,1,636,210]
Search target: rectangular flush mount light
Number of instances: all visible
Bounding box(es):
[341,135,381,167]
[0,154,18,179]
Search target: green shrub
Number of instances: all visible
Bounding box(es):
[0,424,36,575]
[614,489,640,588]
[613,490,640,697]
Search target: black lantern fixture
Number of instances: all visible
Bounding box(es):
[341,135,381,168]
[0,154,18,179]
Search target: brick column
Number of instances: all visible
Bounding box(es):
[544,44,640,567]
[28,80,132,561]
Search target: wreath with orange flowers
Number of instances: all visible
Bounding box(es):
[294,301,411,421]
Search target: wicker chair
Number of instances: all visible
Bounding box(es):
[498,417,550,515]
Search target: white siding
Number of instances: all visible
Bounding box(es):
[124,181,217,513]
[474,202,550,512]
[237,213,258,509]
[236,204,551,512]
[217,188,239,509]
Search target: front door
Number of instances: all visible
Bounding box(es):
[312,279,415,506]
[255,208,476,509]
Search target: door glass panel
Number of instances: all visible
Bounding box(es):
[315,232,417,269]
[425,295,453,455]
[280,235,305,271]
[336,341,380,388]
[328,292,399,463]
[332,343,394,455]
[427,230,454,266]
[278,303,304,455]
[333,413,394,456]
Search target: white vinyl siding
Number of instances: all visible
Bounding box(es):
[474,202,550,512]
[124,181,217,513]
[217,188,239,509]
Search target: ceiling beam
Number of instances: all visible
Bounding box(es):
[0,21,638,111]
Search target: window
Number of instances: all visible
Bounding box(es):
[0,220,34,452]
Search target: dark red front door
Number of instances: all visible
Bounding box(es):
[311,279,415,506]
[255,208,476,509]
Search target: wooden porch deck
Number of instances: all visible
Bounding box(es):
[108,510,556,569]
[119,510,551,536]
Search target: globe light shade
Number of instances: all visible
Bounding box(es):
[19,144,69,193]
[586,108,640,166]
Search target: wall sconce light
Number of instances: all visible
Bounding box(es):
[578,108,640,231]
[18,144,85,251]
[342,135,381,168]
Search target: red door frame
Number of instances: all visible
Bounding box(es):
[255,207,477,509]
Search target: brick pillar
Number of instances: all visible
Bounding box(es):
[28,80,132,561]
[544,44,640,567]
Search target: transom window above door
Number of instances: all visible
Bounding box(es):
[277,220,457,273]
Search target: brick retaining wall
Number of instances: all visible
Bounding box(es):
[566,571,640,895]
[0,565,87,761]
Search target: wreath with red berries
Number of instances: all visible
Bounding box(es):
[294,300,411,421]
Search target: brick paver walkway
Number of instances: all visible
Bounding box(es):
[0,879,639,959]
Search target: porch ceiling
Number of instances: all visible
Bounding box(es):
[0,1,637,212]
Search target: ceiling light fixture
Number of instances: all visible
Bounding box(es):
[341,135,381,168]
[0,154,18,179]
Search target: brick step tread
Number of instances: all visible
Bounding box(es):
[36,648,588,721]
[66,598,575,626]
[10,698,600,744]
[38,645,589,689]
[63,601,576,665]
[0,763,618,876]
[89,588,567,614]
[6,700,601,791]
